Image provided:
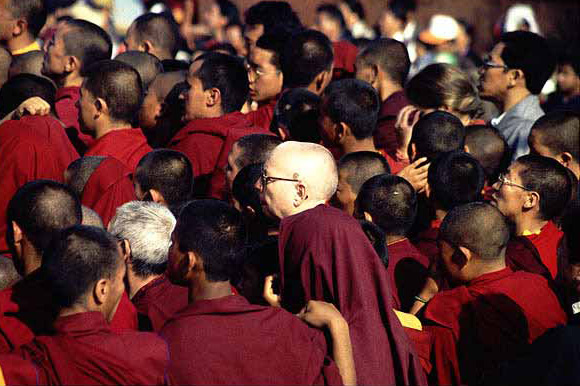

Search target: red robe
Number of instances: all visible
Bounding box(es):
[169,111,262,197]
[85,128,152,172]
[524,221,563,278]
[505,235,552,280]
[80,157,137,227]
[55,86,94,151]
[332,41,358,80]
[244,98,277,130]
[132,275,188,332]
[0,120,70,253]
[0,353,40,384]
[15,312,168,384]
[424,267,567,385]
[387,238,430,312]
[278,204,426,385]
[375,90,409,156]
[160,294,343,385]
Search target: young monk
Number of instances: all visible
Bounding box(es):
[80,60,152,172]
[423,202,566,385]
[114,51,163,90]
[161,199,356,385]
[269,87,321,143]
[0,225,170,384]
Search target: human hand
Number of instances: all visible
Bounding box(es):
[297,300,346,329]
[397,157,430,193]
[395,105,422,156]
[14,97,50,119]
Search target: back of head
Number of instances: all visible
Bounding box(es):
[440,202,510,260]
[0,74,56,119]
[356,174,416,236]
[66,156,107,197]
[41,225,119,308]
[8,50,43,78]
[7,0,47,38]
[135,149,194,206]
[115,51,163,90]
[235,134,282,171]
[428,151,484,211]
[515,154,573,220]
[406,63,482,120]
[244,1,301,33]
[0,47,10,89]
[81,206,104,228]
[195,52,248,113]
[256,25,294,72]
[323,79,380,140]
[530,111,579,163]
[6,180,82,256]
[465,125,511,183]
[232,163,263,213]
[131,13,179,58]
[411,110,466,161]
[338,151,390,194]
[175,200,244,282]
[270,88,321,143]
[500,31,556,95]
[0,256,20,291]
[282,29,334,89]
[108,201,176,277]
[357,38,410,87]
[84,60,143,123]
[63,19,112,75]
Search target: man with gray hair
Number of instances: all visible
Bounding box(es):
[108,200,188,331]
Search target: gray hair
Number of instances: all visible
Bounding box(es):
[108,201,176,277]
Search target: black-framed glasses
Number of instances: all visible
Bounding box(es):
[260,169,300,187]
[497,173,532,191]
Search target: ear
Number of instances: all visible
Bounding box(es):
[263,275,281,307]
[149,189,166,205]
[464,144,470,153]
[141,40,154,54]
[94,97,107,115]
[185,251,199,276]
[559,152,574,169]
[451,246,470,269]
[11,221,23,244]
[363,211,373,222]
[93,278,109,305]
[424,181,432,198]
[314,70,331,94]
[294,182,308,207]
[523,190,540,211]
[508,69,524,88]
[13,18,26,37]
[410,142,418,162]
[244,205,256,217]
[121,239,131,263]
[205,87,221,108]
[64,56,81,74]
[335,122,348,142]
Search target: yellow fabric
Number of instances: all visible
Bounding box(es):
[394,310,423,331]
[521,229,541,236]
[0,364,6,386]
[11,41,41,56]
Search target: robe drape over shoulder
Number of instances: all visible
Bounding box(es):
[524,221,563,279]
[160,295,343,385]
[244,98,277,130]
[84,128,152,172]
[81,157,137,227]
[55,86,95,152]
[278,204,427,385]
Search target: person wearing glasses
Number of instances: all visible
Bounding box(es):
[479,31,556,161]
[491,154,573,278]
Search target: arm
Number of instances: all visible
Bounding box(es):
[0,97,51,126]
[409,276,440,315]
[298,301,356,386]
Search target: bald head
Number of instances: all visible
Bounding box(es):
[440,202,510,261]
[465,125,511,183]
[8,50,43,79]
[115,51,163,90]
[65,156,107,197]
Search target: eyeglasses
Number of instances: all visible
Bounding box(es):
[260,169,300,187]
[482,58,509,71]
[245,62,280,79]
[497,173,531,191]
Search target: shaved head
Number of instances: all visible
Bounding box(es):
[411,111,466,162]
[8,50,44,79]
[338,151,390,194]
[0,256,20,291]
[150,71,185,100]
[115,51,163,90]
[465,125,511,183]
[81,206,104,228]
[65,156,107,197]
[0,47,11,89]
[440,202,510,261]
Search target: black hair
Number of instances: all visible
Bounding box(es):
[322,79,380,140]
[465,125,511,184]
[255,26,293,71]
[114,51,163,90]
[7,0,47,37]
[500,31,557,95]
[8,50,43,78]
[388,0,416,23]
[357,38,410,87]
[0,74,56,119]
[341,0,365,20]
[270,88,321,143]
[135,149,194,206]
[317,4,347,33]
[66,156,106,197]
[131,12,180,58]
[232,163,262,213]
[234,134,282,170]
[410,111,466,161]
[216,0,241,25]
[428,151,485,211]
[208,42,237,56]
[41,225,120,308]
[356,174,416,236]
[244,1,301,33]
[83,60,143,123]
[359,220,388,267]
[175,200,245,282]
[558,48,580,78]
[338,151,390,194]
[62,19,112,75]
[530,111,579,162]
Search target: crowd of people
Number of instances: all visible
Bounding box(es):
[0,0,578,384]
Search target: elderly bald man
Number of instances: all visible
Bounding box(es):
[259,141,426,385]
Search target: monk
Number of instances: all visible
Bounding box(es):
[334,151,390,216]
[355,174,429,312]
[491,154,573,278]
[81,206,104,228]
[115,51,163,90]
[7,50,44,79]
[109,201,188,332]
[269,88,321,143]
[0,0,44,55]
[134,149,194,210]
[41,19,112,153]
[80,60,152,172]
[423,202,566,385]
[0,47,9,89]
[161,199,355,385]
[169,52,263,196]
[124,12,179,62]
[260,141,426,385]
[0,225,170,384]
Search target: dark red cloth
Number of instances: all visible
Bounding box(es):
[160,294,343,385]
[169,112,262,197]
[506,236,552,280]
[385,151,410,175]
[413,219,442,266]
[374,91,409,155]
[85,128,152,172]
[403,327,433,375]
[525,221,563,279]
[16,312,168,384]
[81,157,136,227]
[55,86,94,150]
[332,41,358,79]
[109,292,138,332]
[387,238,430,312]
[0,353,40,384]
[424,267,567,385]
[0,119,70,253]
[278,204,426,385]
[132,275,188,332]
[244,98,277,130]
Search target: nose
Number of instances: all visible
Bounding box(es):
[255,177,263,193]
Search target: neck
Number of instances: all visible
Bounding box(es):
[95,121,133,139]
[54,72,83,89]
[58,304,92,318]
[341,137,377,155]
[514,215,547,236]
[21,245,42,276]
[434,207,448,221]
[386,235,406,245]
[288,200,326,217]
[126,269,162,299]
[6,34,35,53]
[188,279,232,303]
[470,259,506,281]
[378,82,402,103]
[503,87,531,113]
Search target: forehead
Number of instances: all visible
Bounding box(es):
[251,46,274,65]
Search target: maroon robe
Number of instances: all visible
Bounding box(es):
[55,86,94,150]
[244,98,277,130]
[81,157,137,227]
[132,275,188,332]
[505,235,552,280]
[387,238,430,312]
[332,41,357,80]
[374,90,409,156]
[0,353,40,384]
[85,128,152,172]
[16,312,168,384]
[424,267,567,385]
[169,111,262,196]
[160,294,343,385]
[278,204,426,385]
[525,221,563,278]
[0,120,69,253]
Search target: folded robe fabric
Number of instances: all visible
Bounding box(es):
[84,128,152,172]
